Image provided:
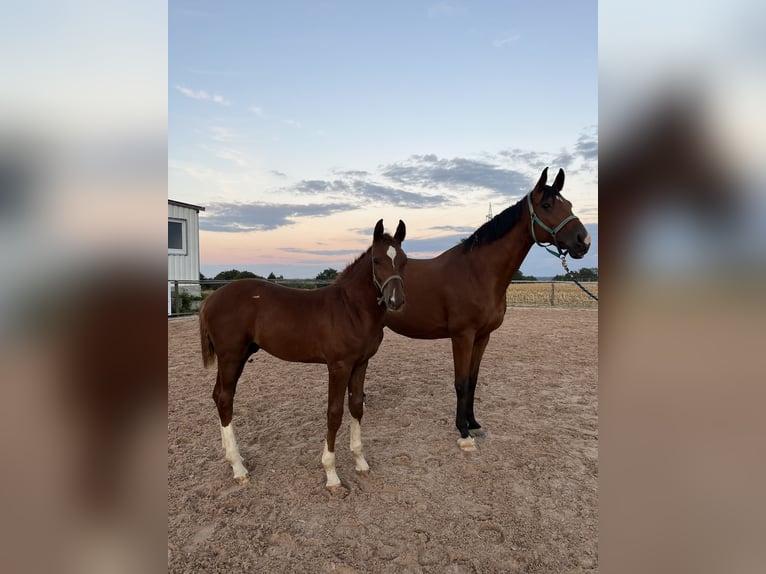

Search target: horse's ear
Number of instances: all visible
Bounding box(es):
[373,219,384,241]
[553,168,565,192]
[394,219,406,243]
[534,167,549,191]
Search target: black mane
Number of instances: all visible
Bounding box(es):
[461,187,560,252]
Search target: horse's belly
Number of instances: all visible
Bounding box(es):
[385,312,448,339]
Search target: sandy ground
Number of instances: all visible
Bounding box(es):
[168,307,598,573]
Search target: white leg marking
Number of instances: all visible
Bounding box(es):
[584,232,591,246]
[349,418,370,474]
[457,436,477,452]
[386,245,397,269]
[221,424,249,482]
[322,440,341,488]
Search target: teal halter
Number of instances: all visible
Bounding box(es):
[527,191,580,258]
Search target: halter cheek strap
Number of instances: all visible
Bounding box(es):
[527,192,580,258]
[371,253,403,306]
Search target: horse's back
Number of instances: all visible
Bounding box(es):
[201,279,340,363]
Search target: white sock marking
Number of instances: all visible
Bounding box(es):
[221,424,248,480]
[322,440,341,488]
[349,418,369,473]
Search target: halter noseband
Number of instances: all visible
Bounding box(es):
[371,250,403,306]
[527,191,580,258]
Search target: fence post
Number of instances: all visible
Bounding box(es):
[550,282,555,306]
[174,280,180,315]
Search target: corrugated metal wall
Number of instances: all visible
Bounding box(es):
[168,203,201,282]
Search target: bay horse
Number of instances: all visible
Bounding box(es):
[384,168,590,450]
[199,219,407,492]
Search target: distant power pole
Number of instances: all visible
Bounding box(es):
[486,203,493,223]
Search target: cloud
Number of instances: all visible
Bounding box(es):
[493,34,520,48]
[332,169,370,178]
[382,155,531,197]
[291,177,449,208]
[214,148,250,167]
[429,225,477,233]
[497,148,550,172]
[404,234,468,254]
[249,105,265,116]
[575,129,598,161]
[553,150,575,169]
[209,126,240,143]
[353,181,448,207]
[279,247,364,257]
[200,202,356,232]
[175,85,231,106]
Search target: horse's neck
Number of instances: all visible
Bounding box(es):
[468,218,535,295]
[336,256,384,325]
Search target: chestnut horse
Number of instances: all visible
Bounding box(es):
[385,168,590,450]
[199,220,407,492]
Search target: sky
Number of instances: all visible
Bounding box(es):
[169,0,598,279]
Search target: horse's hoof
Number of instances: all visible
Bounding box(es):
[356,468,370,477]
[469,428,487,438]
[327,483,350,497]
[234,474,250,485]
[457,437,477,451]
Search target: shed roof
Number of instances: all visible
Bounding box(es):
[168,199,206,212]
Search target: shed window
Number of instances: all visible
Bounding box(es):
[168,218,186,254]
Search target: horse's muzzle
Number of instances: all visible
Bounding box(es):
[569,231,591,259]
[385,296,405,312]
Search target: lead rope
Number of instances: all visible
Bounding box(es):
[527,192,598,302]
[560,255,599,301]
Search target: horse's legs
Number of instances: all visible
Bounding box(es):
[347,360,370,475]
[321,362,352,492]
[451,333,477,451]
[213,358,249,483]
[466,334,491,434]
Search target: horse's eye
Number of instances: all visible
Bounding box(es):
[542,202,552,209]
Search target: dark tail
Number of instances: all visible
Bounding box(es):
[199,301,216,368]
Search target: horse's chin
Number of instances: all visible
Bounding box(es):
[569,248,588,260]
[386,302,404,312]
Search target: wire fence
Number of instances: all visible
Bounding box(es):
[168,278,598,317]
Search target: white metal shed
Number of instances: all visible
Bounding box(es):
[168,199,205,311]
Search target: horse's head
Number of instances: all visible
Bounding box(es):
[371,219,407,311]
[527,167,591,259]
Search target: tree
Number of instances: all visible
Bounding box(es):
[553,267,598,281]
[267,272,276,281]
[513,269,537,281]
[210,269,263,289]
[315,268,339,282]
